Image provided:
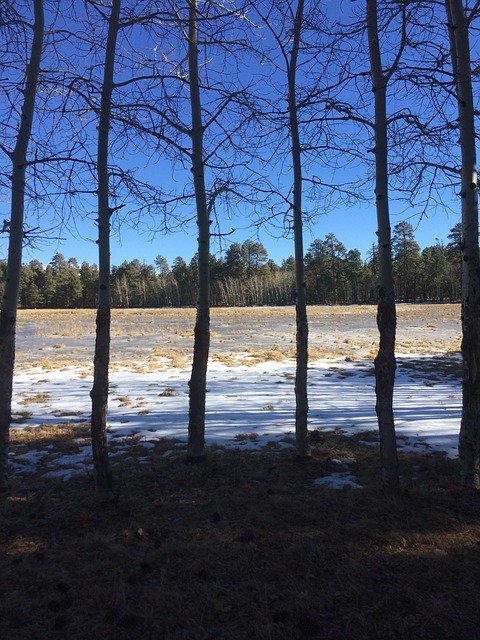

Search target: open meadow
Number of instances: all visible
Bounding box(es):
[2,303,479,640]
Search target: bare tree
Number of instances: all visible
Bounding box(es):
[0,0,44,491]
[367,0,402,491]
[46,0,185,488]
[187,0,211,460]
[89,0,123,497]
[276,0,310,457]
[127,0,258,460]
[248,0,344,457]
[446,0,480,488]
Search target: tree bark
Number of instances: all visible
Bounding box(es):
[89,0,121,497]
[446,0,480,488]
[367,0,399,492]
[288,0,309,458]
[0,0,44,491]
[187,0,210,460]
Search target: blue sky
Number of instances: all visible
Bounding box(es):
[9,191,459,269]
[0,0,462,270]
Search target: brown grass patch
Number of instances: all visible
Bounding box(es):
[211,353,245,366]
[158,387,180,397]
[149,346,188,369]
[395,337,461,356]
[213,347,296,366]
[233,432,260,442]
[33,359,87,371]
[2,429,479,640]
[18,392,52,405]
[116,396,132,407]
[51,410,84,418]
[239,347,295,364]
[10,423,90,452]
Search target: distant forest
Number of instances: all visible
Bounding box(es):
[3,221,461,309]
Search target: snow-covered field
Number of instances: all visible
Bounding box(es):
[9,305,462,486]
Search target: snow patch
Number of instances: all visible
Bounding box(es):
[314,473,363,490]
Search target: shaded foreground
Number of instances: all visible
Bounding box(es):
[1,431,478,640]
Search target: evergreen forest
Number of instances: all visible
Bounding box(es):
[5,222,462,308]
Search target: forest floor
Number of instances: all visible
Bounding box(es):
[1,441,479,640]
[2,303,477,639]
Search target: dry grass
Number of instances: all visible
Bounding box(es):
[212,345,362,366]
[211,353,248,366]
[18,393,52,406]
[33,359,88,372]
[149,346,188,369]
[14,304,463,370]
[238,347,295,364]
[233,432,260,442]
[1,428,479,640]
[10,423,90,453]
[4,305,472,636]
[159,387,180,397]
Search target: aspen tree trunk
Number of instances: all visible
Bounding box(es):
[0,0,44,491]
[288,0,309,458]
[446,0,480,488]
[187,0,210,460]
[366,0,399,491]
[89,0,121,496]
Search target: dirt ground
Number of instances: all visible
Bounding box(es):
[1,432,479,640]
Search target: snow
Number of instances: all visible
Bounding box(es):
[41,468,88,480]
[313,472,363,490]
[7,351,461,486]
[9,449,47,474]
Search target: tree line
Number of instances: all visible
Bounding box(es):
[4,222,462,309]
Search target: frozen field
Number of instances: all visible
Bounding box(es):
[10,304,462,482]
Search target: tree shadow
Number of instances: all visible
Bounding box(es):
[1,440,479,640]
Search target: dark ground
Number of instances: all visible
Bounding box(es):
[1,429,478,640]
